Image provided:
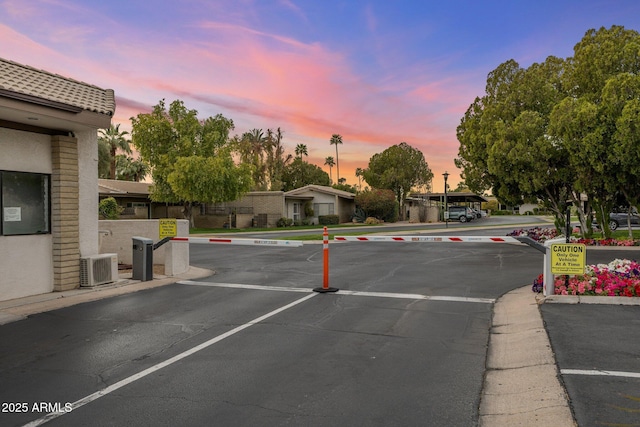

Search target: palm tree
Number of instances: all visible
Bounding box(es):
[329,134,343,183]
[239,129,269,190]
[265,127,292,190]
[324,156,335,183]
[99,124,132,180]
[115,155,149,181]
[355,167,364,191]
[295,143,308,159]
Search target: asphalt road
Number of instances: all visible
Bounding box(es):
[1,218,638,426]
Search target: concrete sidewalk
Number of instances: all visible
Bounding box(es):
[479,286,576,426]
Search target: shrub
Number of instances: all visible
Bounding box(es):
[304,201,315,217]
[99,197,122,219]
[319,215,339,225]
[355,189,398,222]
[277,217,294,227]
[352,207,366,223]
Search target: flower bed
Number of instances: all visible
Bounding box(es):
[532,259,640,296]
[507,227,558,242]
[508,227,640,246]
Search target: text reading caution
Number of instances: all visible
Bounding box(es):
[550,243,586,275]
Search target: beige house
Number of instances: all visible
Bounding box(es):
[100,182,357,228]
[285,185,356,224]
[0,58,114,301]
[99,179,153,219]
[198,185,356,227]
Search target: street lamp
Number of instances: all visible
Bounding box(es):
[443,171,449,228]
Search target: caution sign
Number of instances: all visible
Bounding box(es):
[159,218,177,238]
[550,243,586,275]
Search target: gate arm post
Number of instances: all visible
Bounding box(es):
[513,236,546,254]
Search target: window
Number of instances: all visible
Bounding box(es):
[313,203,334,216]
[1,171,50,236]
[292,202,301,221]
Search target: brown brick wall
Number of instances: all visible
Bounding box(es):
[51,135,80,291]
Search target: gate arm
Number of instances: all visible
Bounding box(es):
[153,236,172,250]
[513,236,546,254]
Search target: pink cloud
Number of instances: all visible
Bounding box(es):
[1,6,469,190]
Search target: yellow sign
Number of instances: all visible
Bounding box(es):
[550,243,586,275]
[159,218,177,238]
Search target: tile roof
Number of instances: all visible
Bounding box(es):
[0,57,115,116]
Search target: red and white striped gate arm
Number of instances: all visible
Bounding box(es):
[333,235,521,243]
[171,236,303,247]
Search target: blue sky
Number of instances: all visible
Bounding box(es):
[2,0,639,189]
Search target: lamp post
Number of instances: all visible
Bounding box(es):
[443,171,449,228]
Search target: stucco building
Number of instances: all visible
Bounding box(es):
[0,58,114,301]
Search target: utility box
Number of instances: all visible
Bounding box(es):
[132,236,154,281]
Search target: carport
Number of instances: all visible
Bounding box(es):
[407,192,489,221]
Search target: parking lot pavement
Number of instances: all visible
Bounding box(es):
[2,230,640,426]
[541,298,640,427]
[1,274,580,427]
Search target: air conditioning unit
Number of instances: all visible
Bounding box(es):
[80,253,118,287]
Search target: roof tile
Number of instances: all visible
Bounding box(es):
[0,57,115,116]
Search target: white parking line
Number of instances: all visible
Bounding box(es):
[23,292,317,427]
[179,281,495,304]
[561,369,640,379]
[180,281,313,293]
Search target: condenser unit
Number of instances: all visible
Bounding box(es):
[80,253,118,287]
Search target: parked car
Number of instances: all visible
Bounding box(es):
[594,208,640,231]
[446,206,475,222]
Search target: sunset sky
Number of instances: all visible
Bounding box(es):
[2,0,640,190]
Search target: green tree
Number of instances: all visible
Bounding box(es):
[456,56,584,234]
[329,134,343,183]
[131,99,252,227]
[99,124,132,180]
[97,138,111,179]
[498,58,580,231]
[362,142,433,219]
[324,156,335,183]
[281,158,330,191]
[550,25,640,237]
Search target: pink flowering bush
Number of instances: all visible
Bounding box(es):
[570,237,640,246]
[507,227,559,242]
[509,227,640,246]
[533,259,640,296]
